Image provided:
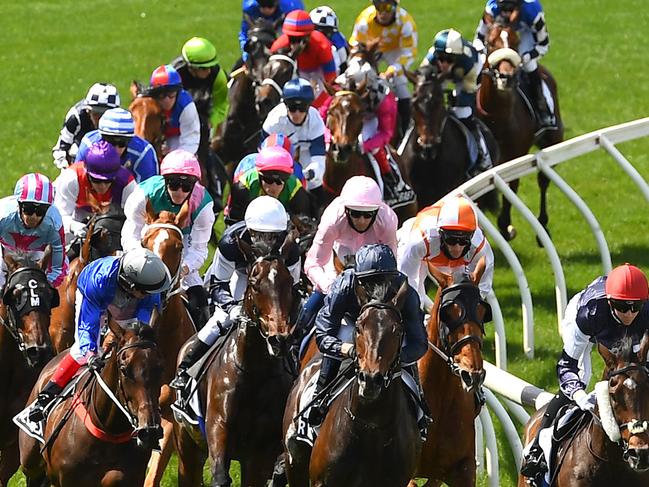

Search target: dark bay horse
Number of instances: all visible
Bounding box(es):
[409,261,491,486]
[0,250,57,485]
[323,87,417,225]
[140,204,196,487]
[283,279,421,487]
[255,48,299,122]
[519,334,649,486]
[19,320,163,486]
[402,65,499,210]
[478,23,564,241]
[174,237,296,487]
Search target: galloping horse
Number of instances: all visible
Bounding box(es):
[19,320,163,486]
[409,261,491,486]
[129,82,165,160]
[402,65,499,210]
[255,47,299,122]
[519,334,649,486]
[478,22,564,240]
[140,204,196,487]
[0,250,57,485]
[283,280,421,487]
[174,237,296,487]
[323,85,418,224]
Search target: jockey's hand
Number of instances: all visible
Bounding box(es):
[521,51,532,65]
[70,221,87,238]
[180,264,190,277]
[87,354,105,372]
[341,343,356,359]
[573,389,594,412]
[53,151,69,169]
[228,304,243,322]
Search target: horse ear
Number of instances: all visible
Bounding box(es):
[237,234,256,265]
[391,278,410,310]
[108,318,125,342]
[427,262,452,290]
[279,229,298,261]
[130,80,141,99]
[598,343,618,373]
[3,251,17,272]
[471,256,487,285]
[639,331,649,363]
[145,199,158,224]
[356,78,368,94]
[38,245,52,271]
[175,200,190,228]
[87,191,110,215]
[272,15,284,32]
[79,219,95,264]
[355,278,370,307]
[404,69,418,86]
[332,250,346,275]
[509,9,520,23]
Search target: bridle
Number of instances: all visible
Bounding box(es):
[328,90,363,164]
[142,222,184,300]
[412,69,447,149]
[257,54,298,99]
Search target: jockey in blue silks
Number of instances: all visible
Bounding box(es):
[27,248,171,423]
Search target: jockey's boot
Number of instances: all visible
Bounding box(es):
[404,364,432,441]
[397,98,412,138]
[527,68,554,129]
[186,285,211,331]
[461,116,493,177]
[170,335,211,391]
[28,353,80,422]
[308,356,341,426]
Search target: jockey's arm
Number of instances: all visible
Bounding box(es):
[44,216,68,288]
[523,10,550,63]
[315,274,354,357]
[204,247,238,313]
[129,139,159,183]
[52,105,82,162]
[304,210,341,294]
[557,304,592,400]
[394,12,417,72]
[239,13,252,60]
[53,169,81,235]
[362,93,397,153]
[182,201,215,274]
[120,179,137,209]
[75,290,105,359]
[224,182,253,224]
[121,185,148,252]
[397,231,429,307]
[74,134,93,163]
[209,68,230,135]
[134,293,161,325]
[288,187,315,220]
[305,131,326,186]
[178,102,201,154]
[400,285,427,364]
[474,13,494,43]
[469,235,495,299]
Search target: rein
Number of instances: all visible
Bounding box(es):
[143,222,184,300]
[260,54,298,97]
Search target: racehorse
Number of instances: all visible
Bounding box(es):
[140,203,196,487]
[255,47,299,122]
[19,320,163,487]
[50,209,125,353]
[518,334,649,486]
[323,85,418,224]
[283,279,421,487]
[402,65,499,210]
[0,250,57,485]
[409,261,491,486]
[129,82,165,161]
[478,22,564,241]
[174,236,296,487]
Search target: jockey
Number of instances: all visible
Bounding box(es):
[475,0,554,128]
[0,174,67,289]
[238,0,305,64]
[52,82,120,169]
[225,145,312,224]
[27,248,171,422]
[54,140,136,249]
[350,0,418,135]
[172,196,301,390]
[261,78,326,191]
[122,150,215,329]
[397,194,494,310]
[334,57,414,205]
[422,29,492,176]
[308,243,428,428]
[270,10,336,107]
[75,108,159,183]
[309,6,349,74]
[147,64,201,155]
[298,176,398,338]
[520,263,649,483]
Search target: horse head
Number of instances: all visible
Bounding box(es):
[255,48,298,121]
[326,87,366,163]
[407,65,447,155]
[141,200,188,287]
[237,233,296,357]
[352,278,408,401]
[348,39,383,71]
[129,81,165,159]
[244,18,277,81]
[483,24,522,91]
[87,206,125,262]
[597,332,649,471]
[105,318,163,450]
[428,258,492,393]
[1,249,57,368]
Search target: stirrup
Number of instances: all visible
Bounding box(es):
[520,444,547,478]
[170,370,190,390]
[307,401,327,426]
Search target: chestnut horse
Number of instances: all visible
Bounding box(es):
[518,334,649,487]
[478,23,564,241]
[140,204,197,487]
[129,82,165,161]
[283,279,421,487]
[402,65,499,210]
[323,87,417,225]
[174,239,296,487]
[19,320,163,486]
[0,250,56,485]
[409,262,491,486]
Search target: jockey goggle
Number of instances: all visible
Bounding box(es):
[19,202,49,217]
[259,172,289,186]
[609,299,645,314]
[88,174,114,186]
[286,101,310,113]
[249,229,285,248]
[154,88,179,100]
[437,53,457,64]
[103,135,131,148]
[346,208,378,220]
[258,0,278,7]
[373,1,396,13]
[440,229,474,247]
[165,176,196,193]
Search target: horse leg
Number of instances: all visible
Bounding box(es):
[0,443,20,487]
[498,178,519,240]
[144,417,175,487]
[174,424,206,487]
[284,437,310,487]
[207,426,232,487]
[240,451,276,487]
[443,457,476,486]
[536,172,551,247]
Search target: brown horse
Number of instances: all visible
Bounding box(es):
[478,23,564,241]
[174,238,296,487]
[519,334,649,486]
[255,48,299,122]
[323,86,418,225]
[140,204,197,487]
[402,65,499,210]
[129,82,165,161]
[283,280,421,487]
[19,320,163,486]
[409,262,491,486]
[0,250,56,485]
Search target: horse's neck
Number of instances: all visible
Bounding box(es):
[346,379,405,431]
[159,296,194,382]
[233,314,270,370]
[324,151,370,195]
[87,357,132,434]
[478,77,515,118]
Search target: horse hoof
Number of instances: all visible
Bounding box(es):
[501,225,517,241]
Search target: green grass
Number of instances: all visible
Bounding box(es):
[4,1,649,485]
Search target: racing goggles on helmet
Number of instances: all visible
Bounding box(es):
[286,100,310,113]
[19,202,49,217]
[440,229,474,247]
[258,0,278,7]
[373,0,396,13]
[249,229,286,250]
[346,208,378,220]
[164,175,197,192]
[103,135,132,148]
[259,171,289,186]
[609,299,645,314]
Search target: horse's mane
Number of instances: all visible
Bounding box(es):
[154,211,178,225]
[610,336,638,364]
[4,249,39,268]
[249,17,275,37]
[273,46,292,57]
